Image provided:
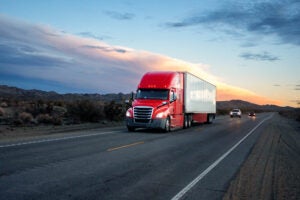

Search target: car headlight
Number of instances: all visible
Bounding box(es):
[156,112,164,118]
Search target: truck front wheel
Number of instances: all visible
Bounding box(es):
[164,117,171,132]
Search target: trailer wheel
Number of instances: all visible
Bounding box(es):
[187,115,192,128]
[206,114,213,124]
[164,117,171,132]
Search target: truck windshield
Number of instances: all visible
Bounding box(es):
[136,89,169,100]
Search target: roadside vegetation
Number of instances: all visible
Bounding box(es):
[279,109,300,122]
[0,98,129,127]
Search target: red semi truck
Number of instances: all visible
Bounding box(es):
[125,71,216,132]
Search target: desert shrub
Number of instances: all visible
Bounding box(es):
[1,102,8,107]
[19,112,33,124]
[13,119,23,126]
[0,107,5,116]
[52,115,63,125]
[24,101,47,117]
[36,114,53,124]
[279,109,300,122]
[52,106,67,116]
[66,100,105,123]
[53,101,65,107]
[104,101,125,121]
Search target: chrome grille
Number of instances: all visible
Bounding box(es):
[134,106,153,123]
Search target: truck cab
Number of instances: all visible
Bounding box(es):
[126,72,184,132]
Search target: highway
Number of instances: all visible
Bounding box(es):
[0,113,273,200]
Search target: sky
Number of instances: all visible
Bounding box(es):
[0,0,299,107]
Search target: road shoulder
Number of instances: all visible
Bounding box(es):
[223,113,300,200]
[0,122,124,144]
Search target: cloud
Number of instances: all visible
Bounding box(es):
[290,100,300,105]
[273,84,281,87]
[239,52,279,61]
[165,0,300,46]
[82,45,127,53]
[77,32,112,41]
[0,15,281,105]
[104,11,135,20]
[0,43,71,67]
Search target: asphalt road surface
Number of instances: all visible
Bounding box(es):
[0,113,274,200]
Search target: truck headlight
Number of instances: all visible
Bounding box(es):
[156,112,164,118]
[126,110,132,117]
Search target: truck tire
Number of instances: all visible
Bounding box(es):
[207,114,214,124]
[164,117,171,132]
[187,115,192,128]
[184,115,188,129]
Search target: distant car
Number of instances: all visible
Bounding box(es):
[248,111,256,117]
[230,109,242,118]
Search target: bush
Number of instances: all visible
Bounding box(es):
[66,100,105,123]
[104,101,126,121]
[0,102,8,107]
[0,107,5,116]
[37,114,53,124]
[19,112,33,124]
[52,115,63,125]
[52,106,67,116]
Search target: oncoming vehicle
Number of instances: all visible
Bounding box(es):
[248,111,256,117]
[230,109,242,118]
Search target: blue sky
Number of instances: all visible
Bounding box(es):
[0,0,299,106]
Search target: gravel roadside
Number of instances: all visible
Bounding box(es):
[223,113,300,200]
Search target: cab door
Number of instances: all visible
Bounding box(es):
[169,89,182,127]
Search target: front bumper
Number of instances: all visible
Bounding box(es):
[126,118,167,129]
[230,113,241,117]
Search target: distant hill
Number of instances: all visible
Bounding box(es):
[217,100,294,112]
[0,85,294,111]
[0,85,131,103]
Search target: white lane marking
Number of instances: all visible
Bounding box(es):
[0,130,122,148]
[171,113,274,200]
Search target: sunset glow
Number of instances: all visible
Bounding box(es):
[0,1,299,107]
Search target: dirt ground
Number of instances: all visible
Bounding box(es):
[223,113,300,200]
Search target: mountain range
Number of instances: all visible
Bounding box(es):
[0,85,294,111]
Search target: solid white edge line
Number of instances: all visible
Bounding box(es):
[171,114,274,200]
[0,130,121,148]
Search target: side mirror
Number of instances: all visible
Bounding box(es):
[170,92,177,103]
[131,91,135,101]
